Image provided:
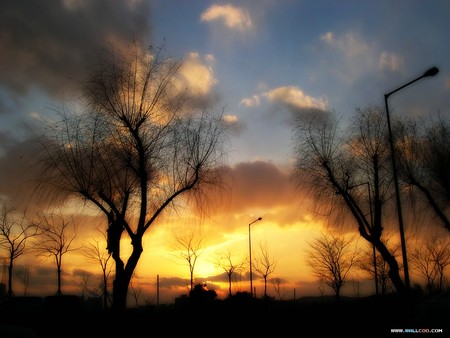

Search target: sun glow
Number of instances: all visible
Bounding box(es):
[194,259,220,277]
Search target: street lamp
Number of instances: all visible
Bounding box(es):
[248,216,262,297]
[384,66,439,290]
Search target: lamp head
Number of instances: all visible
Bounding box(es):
[423,67,439,77]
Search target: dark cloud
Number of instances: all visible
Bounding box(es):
[227,161,293,210]
[0,132,69,212]
[0,0,153,98]
[268,99,329,126]
[0,134,40,205]
[200,160,299,217]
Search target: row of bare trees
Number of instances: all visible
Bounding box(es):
[174,224,448,302]
[306,229,449,302]
[0,208,76,298]
[0,208,114,304]
[174,226,278,299]
[2,204,447,305]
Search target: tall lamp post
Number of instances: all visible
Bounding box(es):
[248,217,262,297]
[384,66,439,290]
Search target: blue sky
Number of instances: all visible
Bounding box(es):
[0,0,449,301]
[149,0,450,165]
[1,0,449,166]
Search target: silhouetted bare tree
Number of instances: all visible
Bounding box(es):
[76,270,92,300]
[82,229,113,309]
[306,231,359,302]
[36,40,227,310]
[396,115,450,232]
[215,248,246,298]
[409,231,450,294]
[253,241,277,298]
[32,211,78,296]
[292,106,409,296]
[174,227,206,292]
[270,277,287,300]
[358,234,398,296]
[17,265,31,296]
[128,278,143,308]
[0,207,37,297]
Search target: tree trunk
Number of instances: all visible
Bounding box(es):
[56,265,62,296]
[110,225,143,311]
[7,258,13,297]
[374,239,407,296]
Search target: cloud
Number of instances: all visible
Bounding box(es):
[0,135,39,201]
[239,86,327,124]
[240,95,260,107]
[0,132,67,213]
[379,52,404,72]
[176,52,218,96]
[200,160,297,216]
[320,31,369,58]
[0,0,152,98]
[223,114,246,136]
[200,4,252,31]
[264,86,327,111]
[318,30,406,88]
[223,114,238,124]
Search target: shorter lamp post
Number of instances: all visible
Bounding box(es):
[249,217,262,297]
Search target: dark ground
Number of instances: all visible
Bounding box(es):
[0,293,449,338]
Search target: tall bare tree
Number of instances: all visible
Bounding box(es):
[409,231,450,294]
[292,106,408,296]
[0,207,37,297]
[32,211,78,296]
[306,231,359,301]
[82,230,113,309]
[174,227,206,292]
[396,116,450,232]
[17,265,31,296]
[36,40,227,310]
[215,248,246,298]
[253,241,277,298]
[270,277,287,300]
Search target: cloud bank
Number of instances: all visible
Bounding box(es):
[0,0,153,99]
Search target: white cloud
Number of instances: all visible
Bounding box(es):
[320,31,369,58]
[240,95,260,107]
[264,86,327,111]
[200,4,252,31]
[379,52,403,72]
[205,54,216,62]
[319,30,408,85]
[223,114,238,123]
[222,114,245,136]
[176,52,217,95]
[320,31,334,44]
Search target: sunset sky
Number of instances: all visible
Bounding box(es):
[0,0,449,305]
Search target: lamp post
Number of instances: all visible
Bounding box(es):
[384,66,439,290]
[248,217,262,297]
